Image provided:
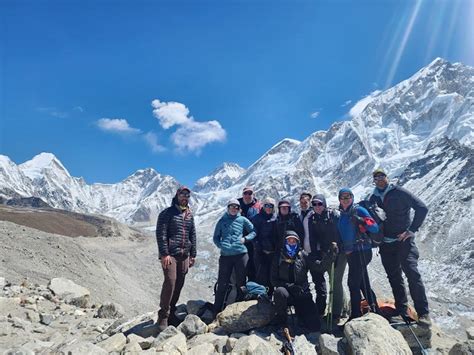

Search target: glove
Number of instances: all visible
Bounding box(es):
[354,215,365,224]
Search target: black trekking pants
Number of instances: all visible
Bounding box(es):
[245,241,257,282]
[273,286,320,332]
[255,251,275,296]
[310,269,327,316]
[380,238,429,316]
[214,253,248,314]
[347,248,377,319]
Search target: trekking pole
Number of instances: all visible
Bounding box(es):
[326,261,335,331]
[403,320,429,355]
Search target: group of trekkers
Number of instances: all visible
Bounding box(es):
[155,168,431,334]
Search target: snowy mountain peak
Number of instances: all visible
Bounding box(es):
[194,162,246,193]
[19,152,69,180]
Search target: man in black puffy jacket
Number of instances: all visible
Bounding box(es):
[271,230,320,331]
[369,168,430,327]
[156,186,197,330]
[275,200,304,250]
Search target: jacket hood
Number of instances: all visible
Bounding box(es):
[312,194,327,208]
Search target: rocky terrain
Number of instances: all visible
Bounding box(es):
[1,276,473,354]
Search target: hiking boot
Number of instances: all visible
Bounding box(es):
[417,313,432,328]
[158,317,168,331]
[400,313,416,324]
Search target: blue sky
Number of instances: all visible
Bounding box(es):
[2,0,473,186]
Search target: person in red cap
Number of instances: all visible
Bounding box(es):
[155,186,197,331]
[238,186,262,282]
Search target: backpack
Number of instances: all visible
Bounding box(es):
[351,201,386,247]
[241,281,268,301]
[213,281,238,308]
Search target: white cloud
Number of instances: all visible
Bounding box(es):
[151,99,190,129]
[96,118,141,134]
[341,100,352,107]
[144,132,166,153]
[171,120,226,153]
[37,107,68,118]
[310,111,320,119]
[151,98,227,153]
[73,106,84,113]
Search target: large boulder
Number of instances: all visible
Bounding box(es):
[188,342,216,355]
[230,334,280,354]
[214,300,274,334]
[178,314,207,339]
[61,341,108,354]
[48,278,90,307]
[293,334,317,355]
[319,333,345,355]
[344,313,411,354]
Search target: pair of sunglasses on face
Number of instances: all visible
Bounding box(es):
[339,196,352,200]
[228,204,240,209]
[263,203,274,208]
[243,191,253,196]
[179,193,191,198]
[373,174,386,181]
[312,201,324,207]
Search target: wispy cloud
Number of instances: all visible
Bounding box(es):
[341,100,352,108]
[37,107,69,118]
[143,132,166,153]
[96,118,142,135]
[151,99,226,153]
[310,111,320,119]
[73,106,84,113]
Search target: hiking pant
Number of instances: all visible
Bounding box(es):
[214,253,248,314]
[273,286,320,331]
[255,251,275,296]
[347,248,377,319]
[332,253,347,318]
[310,269,327,316]
[158,255,189,320]
[245,241,257,282]
[380,238,429,316]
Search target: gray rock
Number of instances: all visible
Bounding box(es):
[97,332,127,352]
[226,337,238,352]
[153,325,180,345]
[188,342,216,355]
[449,341,474,355]
[127,333,153,350]
[187,332,228,353]
[123,340,142,353]
[230,334,280,354]
[344,313,411,354]
[40,313,54,325]
[186,300,207,315]
[48,277,90,308]
[178,314,207,338]
[96,302,124,319]
[293,335,317,355]
[105,311,157,336]
[18,339,55,353]
[26,310,40,323]
[319,333,345,355]
[215,300,274,334]
[154,331,187,355]
[466,327,474,341]
[0,277,6,289]
[61,341,108,354]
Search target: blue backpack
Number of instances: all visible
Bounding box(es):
[242,281,268,301]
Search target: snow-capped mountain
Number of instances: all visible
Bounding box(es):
[194,162,246,193]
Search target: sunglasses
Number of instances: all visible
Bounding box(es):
[263,203,274,208]
[339,196,352,200]
[228,204,240,209]
[243,191,253,196]
[373,175,386,180]
[179,193,190,198]
[312,202,324,207]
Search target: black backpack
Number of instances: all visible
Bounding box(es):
[351,200,386,247]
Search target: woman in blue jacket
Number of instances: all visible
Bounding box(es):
[213,198,256,315]
[337,188,379,320]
